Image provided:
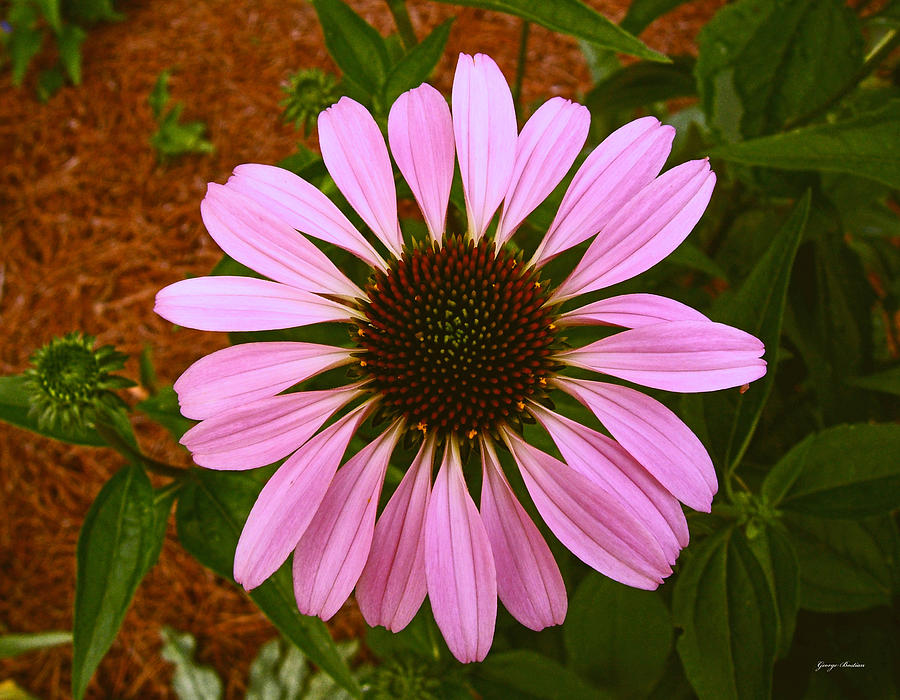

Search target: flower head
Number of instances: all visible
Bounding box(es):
[155,53,766,663]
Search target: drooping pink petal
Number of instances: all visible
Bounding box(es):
[558,320,766,392]
[553,160,716,301]
[388,84,455,242]
[452,53,517,241]
[154,276,356,331]
[233,403,372,590]
[479,438,567,630]
[425,438,496,663]
[293,421,404,620]
[558,293,709,329]
[226,164,387,271]
[502,429,671,590]
[201,184,363,299]
[495,97,589,246]
[180,385,363,470]
[174,342,353,421]
[554,377,717,512]
[357,435,436,632]
[532,117,674,266]
[529,404,688,563]
[318,97,403,257]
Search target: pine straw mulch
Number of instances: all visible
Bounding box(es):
[0,1,722,697]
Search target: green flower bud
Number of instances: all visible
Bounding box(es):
[364,660,441,700]
[280,68,340,134]
[24,332,134,432]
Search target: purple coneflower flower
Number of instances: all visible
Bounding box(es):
[155,53,765,663]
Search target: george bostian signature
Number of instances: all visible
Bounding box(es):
[816,661,866,672]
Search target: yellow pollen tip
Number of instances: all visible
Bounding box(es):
[548,323,556,330]
[416,421,428,435]
[539,377,547,385]
[357,328,366,336]
[517,401,525,410]
[359,359,367,367]
[467,429,478,439]
[534,281,542,288]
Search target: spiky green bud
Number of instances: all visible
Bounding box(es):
[280,68,340,134]
[364,660,441,700]
[24,332,134,432]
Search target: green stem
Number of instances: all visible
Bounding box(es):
[385,0,417,50]
[94,420,187,479]
[513,20,531,113]
[784,28,900,130]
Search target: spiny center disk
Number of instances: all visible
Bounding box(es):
[356,236,557,437]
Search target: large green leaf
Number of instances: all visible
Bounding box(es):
[56,23,86,85]
[0,631,72,659]
[846,365,900,397]
[584,57,696,118]
[383,19,453,107]
[430,0,667,62]
[710,101,900,188]
[746,524,799,659]
[701,193,810,472]
[696,0,863,141]
[9,23,43,86]
[621,0,690,35]
[785,513,899,612]
[312,0,390,94]
[72,465,172,699]
[673,526,778,700]
[0,374,105,446]
[474,650,604,700]
[564,573,672,696]
[175,468,360,697]
[761,424,900,519]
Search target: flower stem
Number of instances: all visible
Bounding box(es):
[94,418,186,479]
[513,20,531,113]
[784,28,899,130]
[385,0,417,50]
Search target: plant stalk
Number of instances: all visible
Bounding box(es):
[385,0,417,50]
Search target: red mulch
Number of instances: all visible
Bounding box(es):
[0,1,722,697]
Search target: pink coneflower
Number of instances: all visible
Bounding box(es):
[155,53,765,663]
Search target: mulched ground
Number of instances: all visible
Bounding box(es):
[0,1,723,697]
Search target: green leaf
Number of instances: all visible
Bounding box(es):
[584,57,696,117]
[430,0,667,63]
[761,424,900,519]
[621,0,690,35]
[136,386,193,440]
[56,23,86,85]
[696,0,863,141]
[0,631,72,659]
[703,193,810,472]
[62,0,123,23]
[160,628,223,700]
[148,70,171,120]
[35,0,62,33]
[72,464,172,699]
[785,513,898,612]
[846,365,900,396]
[474,650,604,700]
[9,25,43,86]
[36,66,65,102]
[382,18,453,107]
[311,0,390,94]
[564,573,672,696]
[175,468,360,697]
[746,524,799,659]
[0,374,105,445]
[709,100,900,188]
[673,526,778,700]
[246,638,308,700]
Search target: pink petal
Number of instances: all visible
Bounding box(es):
[226,164,387,271]
[529,404,688,563]
[495,98,590,246]
[180,386,363,470]
[425,439,496,663]
[553,160,716,301]
[357,436,436,631]
[479,438,567,630]
[293,421,404,620]
[388,84,455,242]
[532,117,674,266]
[233,403,371,589]
[554,378,717,512]
[558,320,766,393]
[174,342,353,421]
[201,184,362,299]
[502,430,671,589]
[318,97,402,257]
[452,53,517,241]
[558,293,709,328]
[154,276,355,331]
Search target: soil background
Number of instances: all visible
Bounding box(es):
[0,1,722,697]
